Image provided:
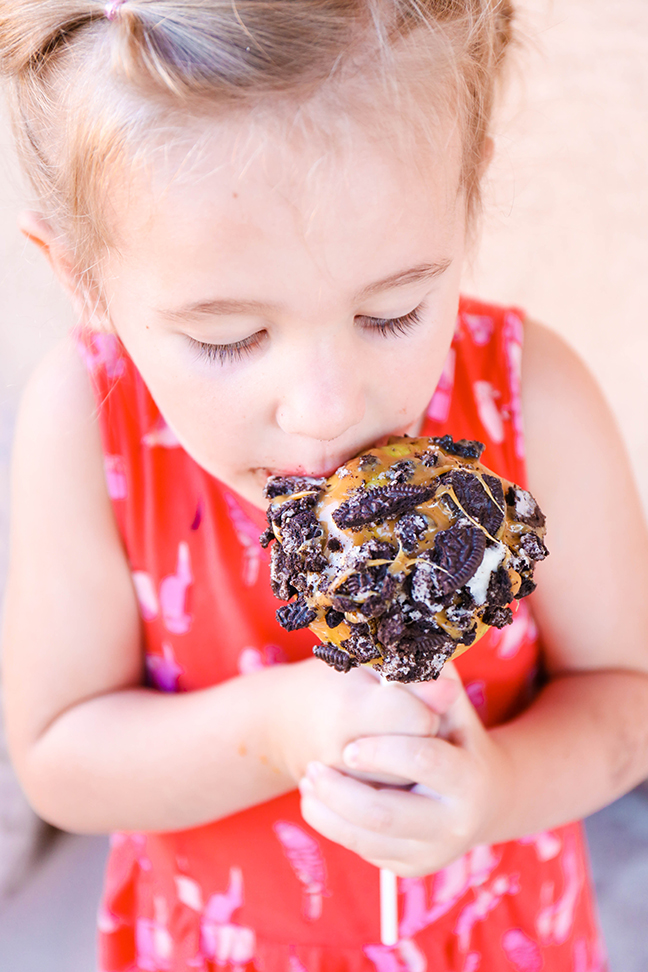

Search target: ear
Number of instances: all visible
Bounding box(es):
[18,211,108,329]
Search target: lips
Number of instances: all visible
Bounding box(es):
[259,419,424,482]
[263,460,349,479]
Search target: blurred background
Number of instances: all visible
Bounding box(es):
[0,0,647,968]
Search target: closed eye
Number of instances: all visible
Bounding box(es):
[188,331,265,364]
[356,305,423,337]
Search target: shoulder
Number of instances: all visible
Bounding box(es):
[520,318,629,500]
[16,331,99,450]
[521,318,608,430]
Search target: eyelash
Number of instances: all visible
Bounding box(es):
[358,306,423,337]
[188,306,424,364]
[189,332,265,364]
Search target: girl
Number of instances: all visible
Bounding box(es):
[2,1,648,969]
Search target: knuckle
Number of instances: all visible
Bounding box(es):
[364,800,394,834]
[412,738,437,776]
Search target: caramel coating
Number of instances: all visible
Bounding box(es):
[263,436,548,682]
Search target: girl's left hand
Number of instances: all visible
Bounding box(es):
[298,665,513,877]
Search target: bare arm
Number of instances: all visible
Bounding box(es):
[1,336,440,835]
[488,317,648,832]
[297,321,648,874]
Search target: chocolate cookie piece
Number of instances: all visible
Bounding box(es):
[395,513,429,554]
[264,476,325,500]
[520,532,549,561]
[442,470,505,536]
[432,524,488,594]
[432,435,485,459]
[321,609,341,629]
[263,434,548,682]
[505,485,546,529]
[276,596,317,631]
[312,643,358,672]
[332,482,438,530]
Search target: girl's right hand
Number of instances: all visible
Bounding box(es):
[269,657,458,785]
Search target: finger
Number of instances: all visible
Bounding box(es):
[363,688,441,739]
[301,761,450,842]
[343,733,474,798]
[405,675,460,715]
[420,663,485,745]
[299,779,425,866]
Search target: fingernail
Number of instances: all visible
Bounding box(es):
[299,776,315,795]
[306,761,325,780]
[343,742,360,768]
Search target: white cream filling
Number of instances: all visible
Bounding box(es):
[467,542,506,605]
[514,488,535,519]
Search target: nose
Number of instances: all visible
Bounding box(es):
[275,342,365,442]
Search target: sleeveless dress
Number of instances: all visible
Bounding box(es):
[78,297,608,972]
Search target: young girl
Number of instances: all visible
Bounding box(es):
[1,1,648,969]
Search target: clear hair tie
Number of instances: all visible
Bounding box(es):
[105,0,127,20]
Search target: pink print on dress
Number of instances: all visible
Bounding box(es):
[77,331,126,380]
[473,381,505,444]
[364,939,427,972]
[200,867,257,969]
[132,570,159,622]
[465,680,487,717]
[536,834,583,947]
[503,312,525,461]
[489,602,537,661]
[427,348,456,424]
[223,491,263,587]
[454,872,521,958]
[238,644,287,675]
[273,821,329,920]
[464,314,495,347]
[501,928,542,971]
[136,895,174,971]
[288,950,309,972]
[132,543,193,633]
[159,542,193,634]
[399,845,499,939]
[518,830,561,862]
[146,642,183,692]
[104,454,127,500]
[142,416,182,449]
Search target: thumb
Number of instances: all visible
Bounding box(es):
[434,661,485,746]
[405,670,461,715]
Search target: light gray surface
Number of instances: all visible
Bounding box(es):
[0,831,108,972]
[586,786,648,972]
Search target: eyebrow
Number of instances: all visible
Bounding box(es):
[159,260,452,322]
[354,260,452,300]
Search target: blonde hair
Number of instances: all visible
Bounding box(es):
[0,0,514,273]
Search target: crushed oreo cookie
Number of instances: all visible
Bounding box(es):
[332,482,438,530]
[433,435,485,459]
[263,434,547,682]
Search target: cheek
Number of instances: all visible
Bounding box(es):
[374,319,457,417]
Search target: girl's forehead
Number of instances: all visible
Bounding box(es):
[120,101,465,254]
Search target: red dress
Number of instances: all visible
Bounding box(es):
[78,298,607,972]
